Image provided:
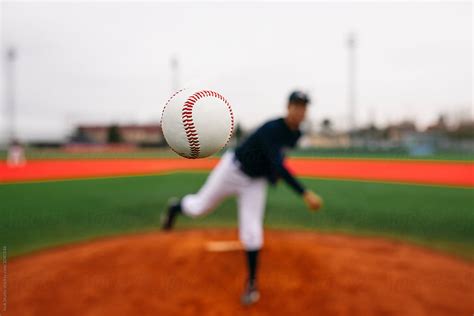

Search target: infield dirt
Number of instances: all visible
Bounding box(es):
[7,229,474,316]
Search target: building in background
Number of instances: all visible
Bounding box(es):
[70,124,164,146]
[385,121,418,143]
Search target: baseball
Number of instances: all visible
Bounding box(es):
[161,88,234,159]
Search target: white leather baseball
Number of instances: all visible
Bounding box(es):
[161,88,234,159]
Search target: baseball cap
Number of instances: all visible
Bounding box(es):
[288,90,310,104]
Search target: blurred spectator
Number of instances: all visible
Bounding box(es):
[7,139,26,167]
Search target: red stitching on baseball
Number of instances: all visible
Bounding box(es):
[182,90,234,159]
[161,89,185,126]
[161,89,192,157]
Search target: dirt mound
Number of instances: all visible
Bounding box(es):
[7,229,474,316]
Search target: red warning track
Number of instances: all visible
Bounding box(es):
[0,158,472,187]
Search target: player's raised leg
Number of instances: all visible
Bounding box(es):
[161,152,237,230]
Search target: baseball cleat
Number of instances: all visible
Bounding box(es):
[160,197,181,231]
[240,281,260,306]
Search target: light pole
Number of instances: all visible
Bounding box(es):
[347,32,357,132]
[170,55,179,93]
[5,46,17,143]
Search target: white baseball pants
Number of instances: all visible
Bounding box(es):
[181,151,267,250]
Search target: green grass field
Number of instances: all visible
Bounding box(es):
[1,172,473,259]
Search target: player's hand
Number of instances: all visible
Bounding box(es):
[303,190,323,212]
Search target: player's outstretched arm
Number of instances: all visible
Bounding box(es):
[259,131,323,211]
[276,162,324,212]
[275,163,323,212]
[303,190,323,211]
[259,131,308,195]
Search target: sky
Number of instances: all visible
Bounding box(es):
[0,1,472,142]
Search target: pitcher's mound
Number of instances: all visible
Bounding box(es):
[8,229,474,315]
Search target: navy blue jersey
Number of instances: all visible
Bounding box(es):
[234,118,306,195]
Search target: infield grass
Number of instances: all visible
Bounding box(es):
[1,173,473,258]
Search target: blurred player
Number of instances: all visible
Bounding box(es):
[7,139,26,167]
[161,90,323,305]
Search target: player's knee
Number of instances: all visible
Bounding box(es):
[239,226,263,250]
[181,195,213,217]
